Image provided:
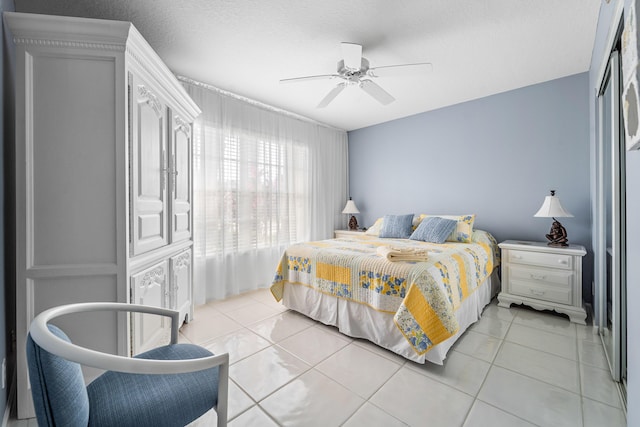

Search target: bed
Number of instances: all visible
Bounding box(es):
[270,224,501,365]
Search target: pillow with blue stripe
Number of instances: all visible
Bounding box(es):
[379,214,414,238]
[418,214,476,243]
[410,216,458,243]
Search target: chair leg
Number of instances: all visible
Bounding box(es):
[217,359,229,427]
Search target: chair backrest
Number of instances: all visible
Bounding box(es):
[26,325,90,427]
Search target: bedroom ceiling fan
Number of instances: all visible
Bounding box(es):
[280,42,433,108]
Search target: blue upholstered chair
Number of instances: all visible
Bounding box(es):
[26,303,229,427]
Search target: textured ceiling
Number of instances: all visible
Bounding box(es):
[14,0,601,131]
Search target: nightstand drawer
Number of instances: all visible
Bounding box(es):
[508,250,573,270]
[508,265,573,288]
[509,280,572,305]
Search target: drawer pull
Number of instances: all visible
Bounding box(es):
[530,289,545,296]
[513,255,523,259]
[558,259,568,265]
[530,274,547,280]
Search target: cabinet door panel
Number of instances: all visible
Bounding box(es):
[130,260,170,355]
[170,249,192,324]
[130,74,168,255]
[170,114,192,242]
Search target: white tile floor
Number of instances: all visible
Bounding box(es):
[195,289,626,427]
[10,289,627,427]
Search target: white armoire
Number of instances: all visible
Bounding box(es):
[5,12,200,418]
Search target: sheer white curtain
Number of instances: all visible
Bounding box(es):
[182,79,348,303]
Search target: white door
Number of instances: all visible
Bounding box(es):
[170,248,192,324]
[130,73,169,255]
[130,260,170,355]
[170,113,192,242]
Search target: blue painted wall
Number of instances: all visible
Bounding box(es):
[348,72,591,299]
[1,0,15,417]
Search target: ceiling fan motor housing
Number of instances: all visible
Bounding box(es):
[338,58,370,84]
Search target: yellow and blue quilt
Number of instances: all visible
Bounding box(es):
[270,230,499,355]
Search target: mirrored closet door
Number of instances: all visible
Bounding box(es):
[596,41,627,406]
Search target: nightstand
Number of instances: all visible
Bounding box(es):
[334,229,369,239]
[498,240,587,324]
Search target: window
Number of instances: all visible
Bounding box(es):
[195,124,309,256]
[184,79,347,301]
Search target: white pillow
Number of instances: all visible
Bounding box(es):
[365,218,383,235]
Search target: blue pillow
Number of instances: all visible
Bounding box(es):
[410,217,457,243]
[379,214,414,238]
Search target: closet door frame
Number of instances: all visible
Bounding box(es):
[594,5,627,405]
[596,50,624,381]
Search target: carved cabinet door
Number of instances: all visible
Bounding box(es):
[169,112,192,243]
[129,73,169,256]
[130,260,170,355]
[170,248,192,323]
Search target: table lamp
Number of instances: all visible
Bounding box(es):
[342,198,360,231]
[534,190,573,247]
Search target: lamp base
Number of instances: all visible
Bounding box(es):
[348,215,359,231]
[545,218,569,247]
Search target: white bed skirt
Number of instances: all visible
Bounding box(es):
[283,269,500,364]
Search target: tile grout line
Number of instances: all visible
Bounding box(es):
[206,299,315,425]
[465,306,576,427]
[499,309,627,425]
[459,308,517,426]
[226,295,409,425]
[507,320,625,415]
[226,337,311,425]
[226,377,259,423]
[338,338,408,425]
[340,359,408,426]
[502,322,584,363]
[496,323,584,395]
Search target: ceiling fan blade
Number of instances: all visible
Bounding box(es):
[368,62,433,78]
[280,74,339,84]
[317,83,347,108]
[341,42,362,70]
[360,79,395,105]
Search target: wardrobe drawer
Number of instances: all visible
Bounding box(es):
[508,250,572,270]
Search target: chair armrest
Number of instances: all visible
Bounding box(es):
[29,302,229,375]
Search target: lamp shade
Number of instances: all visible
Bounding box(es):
[534,190,573,218]
[342,199,360,214]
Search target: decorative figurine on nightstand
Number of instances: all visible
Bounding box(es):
[534,190,573,247]
[342,197,360,231]
[546,221,568,246]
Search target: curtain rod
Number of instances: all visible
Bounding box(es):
[177,76,345,133]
